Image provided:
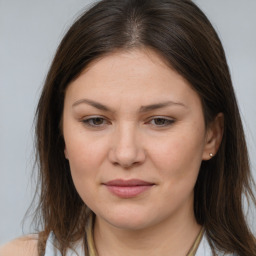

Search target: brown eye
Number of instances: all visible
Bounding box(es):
[150,117,174,127]
[91,117,104,125]
[154,118,167,125]
[82,117,108,127]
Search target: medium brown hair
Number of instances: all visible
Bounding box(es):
[34,0,256,255]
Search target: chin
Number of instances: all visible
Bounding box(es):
[97,208,158,231]
[107,218,151,231]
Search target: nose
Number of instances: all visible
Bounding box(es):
[108,123,146,168]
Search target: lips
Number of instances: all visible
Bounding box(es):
[103,179,154,198]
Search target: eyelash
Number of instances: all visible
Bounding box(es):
[81,116,175,128]
[147,117,175,127]
[82,116,109,128]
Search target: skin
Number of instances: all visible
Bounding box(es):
[0,235,38,256]
[63,48,223,256]
[0,48,223,256]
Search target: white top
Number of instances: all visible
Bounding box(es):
[44,231,237,256]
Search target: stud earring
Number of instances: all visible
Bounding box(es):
[209,153,213,157]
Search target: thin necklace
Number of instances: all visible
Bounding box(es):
[187,228,204,256]
[85,215,204,256]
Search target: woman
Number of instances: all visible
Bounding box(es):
[1,0,255,255]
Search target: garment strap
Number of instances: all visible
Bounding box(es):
[86,215,97,256]
[187,228,204,256]
[86,215,204,256]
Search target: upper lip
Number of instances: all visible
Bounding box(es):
[104,179,154,186]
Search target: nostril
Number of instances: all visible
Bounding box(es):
[112,160,141,169]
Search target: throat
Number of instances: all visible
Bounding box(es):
[89,214,203,256]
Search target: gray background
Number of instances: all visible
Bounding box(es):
[0,0,255,244]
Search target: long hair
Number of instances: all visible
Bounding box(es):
[34,0,256,255]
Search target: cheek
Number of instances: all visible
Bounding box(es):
[66,141,101,171]
[64,137,106,205]
[150,134,204,208]
[149,130,205,180]
[64,132,111,182]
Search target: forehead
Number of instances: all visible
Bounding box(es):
[65,48,201,109]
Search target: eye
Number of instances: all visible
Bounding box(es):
[148,117,175,127]
[82,116,109,127]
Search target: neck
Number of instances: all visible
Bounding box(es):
[93,205,202,256]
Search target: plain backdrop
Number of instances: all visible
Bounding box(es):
[0,0,255,244]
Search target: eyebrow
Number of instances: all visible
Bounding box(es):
[139,101,186,112]
[72,99,111,111]
[72,98,186,112]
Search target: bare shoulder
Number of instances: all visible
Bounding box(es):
[0,234,39,256]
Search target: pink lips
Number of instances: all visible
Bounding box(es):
[104,179,154,198]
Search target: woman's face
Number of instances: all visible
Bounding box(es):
[63,48,214,231]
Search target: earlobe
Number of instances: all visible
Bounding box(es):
[202,113,224,160]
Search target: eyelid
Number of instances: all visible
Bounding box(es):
[145,116,175,127]
[81,115,111,128]
[80,115,175,128]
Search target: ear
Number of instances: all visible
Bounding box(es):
[202,113,224,160]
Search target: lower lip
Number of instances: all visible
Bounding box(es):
[105,185,152,198]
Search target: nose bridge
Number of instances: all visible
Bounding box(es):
[110,121,144,167]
